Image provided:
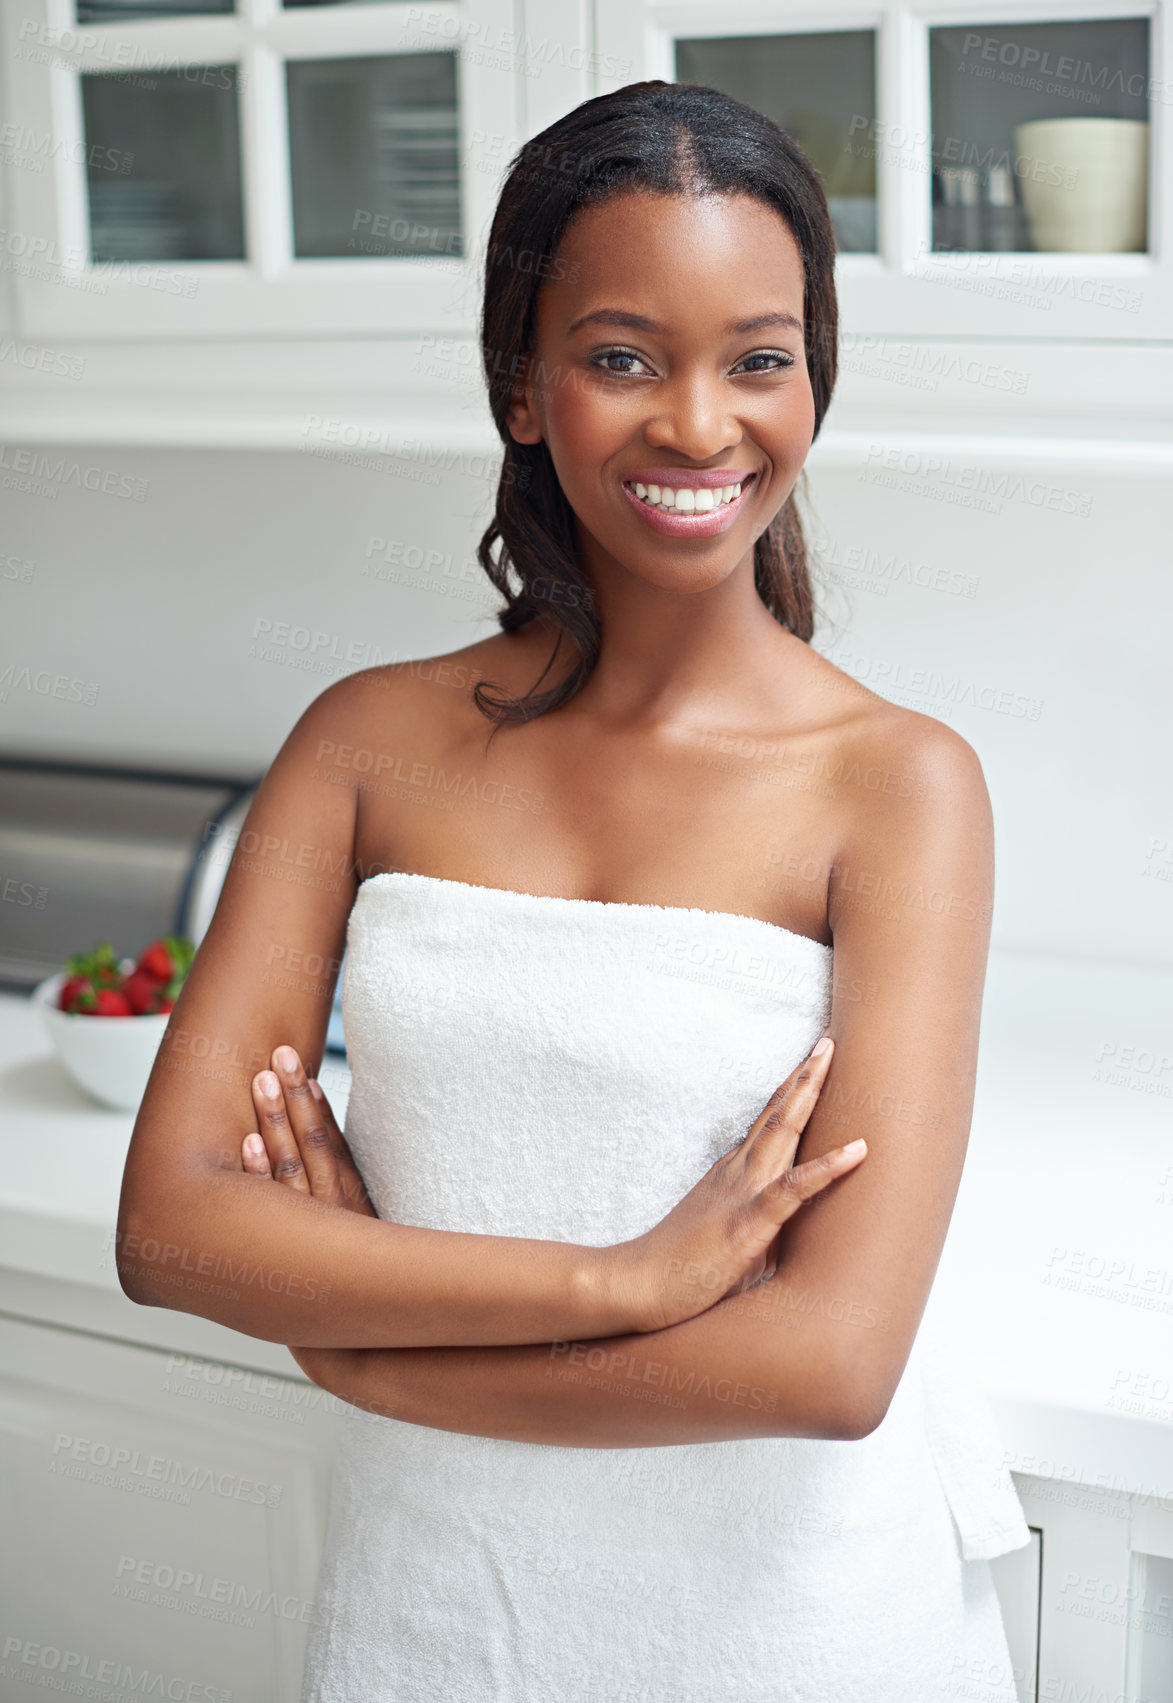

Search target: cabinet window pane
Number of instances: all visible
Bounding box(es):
[675,33,876,254]
[81,68,244,261]
[76,0,232,20]
[929,19,1150,252]
[287,55,461,259]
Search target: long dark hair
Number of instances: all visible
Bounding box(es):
[473,79,839,727]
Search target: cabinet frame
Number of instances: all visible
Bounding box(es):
[2,0,1171,436]
[0,0,521,337]
[595,0,1172,341]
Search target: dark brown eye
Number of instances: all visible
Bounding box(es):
[736,352,795,374]
[589,348,652,376]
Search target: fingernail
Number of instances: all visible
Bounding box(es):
[308,1078,323,1100]
[244,1134,264,1158]
[843,1138,867,1155]
[257,1071,280,1097]
[274,1046,299,1074]
[811,1037,833,1058]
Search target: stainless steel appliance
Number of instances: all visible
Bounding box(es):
[0,756,347,1052]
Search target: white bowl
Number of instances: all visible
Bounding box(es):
[1013,118,1149,253]
[33,971,169,1112]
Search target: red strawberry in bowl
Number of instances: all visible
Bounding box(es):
[59,974,96,1014]
[135,935,195,1001]
[34,933,197,1110]
[136,940,175,983]
[122,969,164,1015]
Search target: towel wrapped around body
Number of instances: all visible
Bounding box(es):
[299,872,1030,1703]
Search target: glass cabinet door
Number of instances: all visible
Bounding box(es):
[929,18,1151,255]
[7,0,515,336]
[286,54,461,259]
[675,31,878,254]
[77,53,464,268]
[81,67,245,262]
[593,0,1170,341]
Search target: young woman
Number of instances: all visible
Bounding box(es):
[119,81,1030,1702]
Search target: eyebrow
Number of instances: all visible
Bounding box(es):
[566,308,803,337]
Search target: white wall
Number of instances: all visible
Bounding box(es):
[1,439,1169,969]
[0,443,503,773]
[803,460,1171,970]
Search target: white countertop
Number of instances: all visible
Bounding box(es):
[0,1000,355,1380]
[2,948,1171,1492]
[930,948,1173,1504]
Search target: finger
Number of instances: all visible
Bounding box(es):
[252,1069,311,1193]
[271,1046,346,1202]
[745,1038,835,1171]
[307,1078,377,1216]
[242,1132,272,1178]
[769,1138,867,1217]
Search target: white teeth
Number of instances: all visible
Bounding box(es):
[627,479,748,512]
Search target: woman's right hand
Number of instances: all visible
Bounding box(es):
[611,1037,867,1334]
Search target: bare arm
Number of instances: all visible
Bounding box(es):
[286,1274,872,1444]
[116,671,632,1347]
[117,668,861,1351]
[281,715,992,1443]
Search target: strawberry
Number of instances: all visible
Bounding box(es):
[136,940,175,983]
[61,942,124,1015]
[59,974,96,1013]
[58,935,193,1017]
[122,969,164,1015]
[135,934,195,1004]
[67,941,121,982]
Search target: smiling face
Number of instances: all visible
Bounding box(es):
[505,190,816,602]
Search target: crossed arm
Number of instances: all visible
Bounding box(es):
[238,1057,875,1446]
[117,672,993,1449]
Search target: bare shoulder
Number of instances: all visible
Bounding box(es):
[782,643,994,961]
[792,642,991,837]
[306,624,556,736]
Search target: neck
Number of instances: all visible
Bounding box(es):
[533,532,794,731]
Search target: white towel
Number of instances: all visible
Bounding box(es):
[300,872,1030,1703]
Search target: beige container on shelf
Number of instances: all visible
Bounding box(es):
[1013,117,1149,253]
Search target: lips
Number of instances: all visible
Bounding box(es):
[620,471,757,538]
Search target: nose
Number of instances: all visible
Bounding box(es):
[641,370,742,464]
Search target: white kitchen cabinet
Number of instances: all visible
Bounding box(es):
[595,0,1173,344]
[993,1474,1173,1703]
[0,1311,339,1703]
[1,0,519,337]
[989,1519,1042,1702]
[2,0,1170,440]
